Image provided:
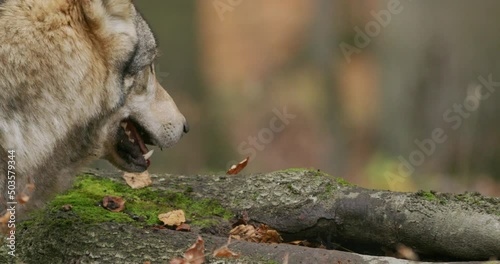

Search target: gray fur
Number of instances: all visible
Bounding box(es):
[126,10,157,75]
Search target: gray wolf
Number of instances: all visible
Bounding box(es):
[0,0,188,219]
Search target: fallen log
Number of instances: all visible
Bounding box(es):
[1,222,489,264]
[1,168,499,263]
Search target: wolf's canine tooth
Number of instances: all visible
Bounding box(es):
[143,149,154,160]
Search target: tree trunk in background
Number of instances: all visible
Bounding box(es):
[377,0,500,186]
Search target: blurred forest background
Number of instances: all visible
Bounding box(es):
[93,0,500,196]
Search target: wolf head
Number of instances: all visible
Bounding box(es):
[87,2,190,172]
[79,0,190,172]
[0,0,187,215]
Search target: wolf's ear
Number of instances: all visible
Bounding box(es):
[101,0,133,19]
[81,0,137,67]
[81,0,136,35]
[83,0,133,18]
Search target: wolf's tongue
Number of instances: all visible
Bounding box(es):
[124,120,148,153]
[123,120,152,167]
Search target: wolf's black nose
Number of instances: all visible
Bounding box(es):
[183,121,190,134]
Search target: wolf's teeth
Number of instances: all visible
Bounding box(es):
[143,150,154,160]
[120,122,127,129]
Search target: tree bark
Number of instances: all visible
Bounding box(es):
[2,169,499,263]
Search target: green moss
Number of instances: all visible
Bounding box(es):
[455,193,476,203]
[318,182,334,200]
[334,177,354,187]
[417,190,436,201]
[184,186,194,194]
[34,175,232,228]
[451,192,500,216]
[325,182,333,194]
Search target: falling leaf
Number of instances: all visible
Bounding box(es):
[170,236,205,264]
[176,223,191,232]
[102,196,125,212]
[159,210,186,226]
[213,237,240,259]
[123,171,152,189]
[226,157,249,175]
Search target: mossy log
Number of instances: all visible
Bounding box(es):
[1,169,499,263]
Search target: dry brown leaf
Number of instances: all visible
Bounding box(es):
[61,204,73,212]
[230,224,283,244]
[213,245,240,259]
[0,211,12,231]
[102,196,125,212]
[226,157,249,175]
[123,171,152,189]
[176,223,191,232]
[151,224,167,230]
[213,237,240,259]
[283,252,289,264]
[17,193,30,204]
[288,240,304,245]
[230,224,257,242]
[170,236,205,264]
[0,212,11,225]
[396,243,419,261]
[159,210,186,226]
[17,183,35,205]
[257,224,283,243]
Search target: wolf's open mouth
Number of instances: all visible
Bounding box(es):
[115,119,155,171]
